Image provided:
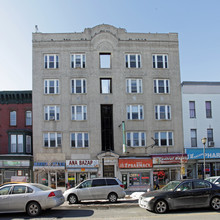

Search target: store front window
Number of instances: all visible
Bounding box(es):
[68,172,76,188]
[129,172,150,186]
[57,171,65,187]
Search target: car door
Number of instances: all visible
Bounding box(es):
[0,186,12,212]
[91,179,107,200]
[76,180,93,201]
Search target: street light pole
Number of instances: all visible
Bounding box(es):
[201,137,207,179]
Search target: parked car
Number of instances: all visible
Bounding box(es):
[139,179,220,214]
[205,176,220,186]
[63,178,126,204]
[0,183,65,216]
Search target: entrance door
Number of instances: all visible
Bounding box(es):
[50,173,56,189]
[101,105,114,151]
[103,165,114,177]
[77,173,87,185]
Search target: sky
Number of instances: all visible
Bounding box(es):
[0,0,220,91]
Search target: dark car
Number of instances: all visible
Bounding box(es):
[139,179,220,214]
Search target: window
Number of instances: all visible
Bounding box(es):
[206,101,212,118]
[25,111,32,126]
[100,53,111,68]
[207,129,214,143]
[106,179,118,185]
[127,105,144,120]
[125,54,141,68]
[126,132,146,147]
[155,105,171,120]
[92,179,106,187]
[44,106,60,121]
[70,132,89,148]
[80,180,92,188]
[126,79,142,93]
[176,182,193,191]
[26,135,32,153]
[44,54,59,69]
[43,132,62,147]
[154,131,173,146]
[0,186,11,195]
[194,180,211,189]
[189,101,196,118]
[100,78,112,94]
[71,105,87,120]
[71,54,85,68]
[154,79,170,94]
[44,80,59,94]
[10,134,23,153]
[12,186,26,194]
[191,129,197,147]
[71,79,86,94]
[153,54,168,68]
[10,111,16,126]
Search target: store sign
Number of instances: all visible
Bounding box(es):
[3,160,30,167]
[152,154,188,164]
[34,162,65,166]
[66,160,99,168]
[186,148,220,159]
[118,158,153,169]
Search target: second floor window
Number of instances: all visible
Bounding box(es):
[71,132,89,148]
[125,54,141,68]
[71,105,87,120]
[44,54,59,69]
[44,106,60,121]
[71,79,87,94]
[207,128,214,143]
[155,131,173,146]
[127,105,144,120]
[153,54,168,68]
[43,132,62,147]
[25,111,32,126]
[155,105,171,120]
[100,78,112,94]
[44,80,59,94]
[154,79,170,94]
[189,101,196,118]
[71,54,85,68]
[191,129,197,147]
[10,134,23,153]
[206,101,212,118]
[126,132,146,147]
[126,79,142,93]
[10,111,16,126]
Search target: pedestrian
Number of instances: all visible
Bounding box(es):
[155,177,159,190]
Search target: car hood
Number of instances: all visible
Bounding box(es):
[140,190,171,198]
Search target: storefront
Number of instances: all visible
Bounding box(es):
[33,161,65,190]
[119,157,153,191]
[66,160,99,188]
[185,148,220,179]
[152,154,188,188]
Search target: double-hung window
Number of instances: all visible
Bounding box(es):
[153,54,168,68]
[126,79,142,93]
[127,105,144,120]
[125,54,141,68]
[100,53,111,68]
[10,111,16,126]
[71,132,89,148]
[10,134,23,153]
[71,54,86,68]
[126,132,146,147]
[44,79,59,94]
[44,106,60,121]
[154,131,173,146]
[205,101,212,118]
[207,129,214,143]
[71,105,87,120]
[100,78,112,94]
[155,105,171,120]
[44,54,59,69]
[189,101,196,118]
[191,129,197,147]
[25,111,32,126]
[154,79,170,94]
[43,132,62,147]
[71,79,86,94]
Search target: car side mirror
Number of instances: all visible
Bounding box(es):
[216,182,219,185]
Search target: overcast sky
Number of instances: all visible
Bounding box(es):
[0,0,219,90]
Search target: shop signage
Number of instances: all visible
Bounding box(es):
[3,160,30,167]
[34,162,65,166]
[66,160,99,168]
[118,158,153,169]
[186,148,220,159]
[152,154,188,164]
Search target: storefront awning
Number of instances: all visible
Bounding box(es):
[67,168,98,172]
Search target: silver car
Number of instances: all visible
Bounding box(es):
[205,176,220,186]
[63,178,126,204]
[0,183,64,216]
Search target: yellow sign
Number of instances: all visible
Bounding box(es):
[81,168,85,171]
[68,177,75,181]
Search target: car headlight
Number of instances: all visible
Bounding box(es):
[143,196,155,202]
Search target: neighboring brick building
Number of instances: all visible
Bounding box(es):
[0,91,33,184]
[32,24,184,190]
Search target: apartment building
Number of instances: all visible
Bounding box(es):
[182,82,220,179]
[32,24,184,190]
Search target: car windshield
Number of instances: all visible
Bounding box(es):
[31,184,52,191]
[160,181,181,191]
[205,177,217,183]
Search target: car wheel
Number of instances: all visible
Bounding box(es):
[26,201,41,217]
[154,200,168,214]
[211,197,220,210]
[108,193,118,203]
[68,194,78,204]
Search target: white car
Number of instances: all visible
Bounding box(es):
[63,178,126,204]
[205,176,220,186]
[0,183,64,216]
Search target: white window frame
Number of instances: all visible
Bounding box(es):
[10,134,24,153]
[70,132,89,148]
[155,105,171,120]
[44,79,59,94]
[43,132,62,148]
[44,54,59,69]
[71,54,86,68]
[126,79,143,93]
[25,111,32,126]
[127,105,144,120]
[153,54,168,68]
[154,79,170,94]
[44,106,60,121]
[10,111,16,126]
[126,132,146,147]
[125,54,141,68]
[154,131,173,146]
[100,78,112,94]
[71,79,87,94]
[71,105,87,120]
[100,53,111,68]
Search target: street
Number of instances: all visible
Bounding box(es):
[0,200,219,220]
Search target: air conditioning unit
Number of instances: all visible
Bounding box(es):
[208,141,215,147]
